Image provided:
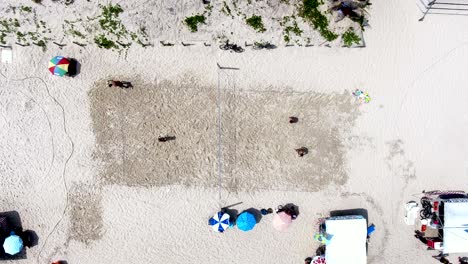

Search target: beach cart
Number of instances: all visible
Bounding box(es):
[411,190,468,254]
[324,215,367,264]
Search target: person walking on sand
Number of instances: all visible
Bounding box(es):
[289,116,298,123]
[158,136,176,142]
[108,80,133,89]
[295,147,308,157]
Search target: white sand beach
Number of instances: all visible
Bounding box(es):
[1,0,468,263]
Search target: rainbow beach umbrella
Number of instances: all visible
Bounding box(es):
[48,56,70,76]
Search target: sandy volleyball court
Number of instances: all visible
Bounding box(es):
[0,0,468,263]
[89,76,358,191]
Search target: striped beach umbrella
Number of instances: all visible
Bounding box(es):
[48,56,70,76]
[208,212,230,233]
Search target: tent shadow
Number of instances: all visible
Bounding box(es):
[0,211,26,260]
[0,211,22,231]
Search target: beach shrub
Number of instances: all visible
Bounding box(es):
[246,15,266,33]
[31,0,42,4]
[98,4,125,35]
[20,6,32,13]
[298,0,338,41]
[184,15,206,32]
[281,16,302,43]
[94,34,116,49]
[0,32,6,44]
[221,1,233,17]
[342,28,360,47]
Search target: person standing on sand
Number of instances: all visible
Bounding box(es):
[295,147,308,157]
[289,116,298,123]
[108,80,133,89]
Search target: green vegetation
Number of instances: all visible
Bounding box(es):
[31,0,42,3]
[98,4,127,36]
[184,15,206,32]
[94,34,116,49]
[221,1,233,17]
[203,4,213,16]
[33,39,47,51]
[281,16,302,43]
[69,29,85,38]
[0,32,6,44]
[298,0,338,41]
[20,6,32,13]
[342,28,360,47]
[246,15,266,33]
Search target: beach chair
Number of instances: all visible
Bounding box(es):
[1,47,12,64]
[404,201,420,225]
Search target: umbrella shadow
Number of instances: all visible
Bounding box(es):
[67,58,81,77]
[20,230,39,248]
[221,208,239,224]
[244,208,262,223]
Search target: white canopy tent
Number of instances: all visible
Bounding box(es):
[325,215,367,264]
[443,199,468,254]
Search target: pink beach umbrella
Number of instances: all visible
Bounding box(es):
[312,256,326,264]
[272,212,292,231]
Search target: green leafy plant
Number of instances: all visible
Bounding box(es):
[98,4,127,36]
[94,34,116,49]
[281,16,302,43]
[20,6,32,13]
[0,32,6,44]
[33,39,47,51]
[184,15,206,32]
[342,28,360,47]
[298,0,338,41]
[246,15,266,33]
[221,1,232,17]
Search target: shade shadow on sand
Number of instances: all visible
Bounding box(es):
[89,76,360,192]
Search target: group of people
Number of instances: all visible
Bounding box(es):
[433,253,468,264]
[289,116,309,157]
[277,204,299,219]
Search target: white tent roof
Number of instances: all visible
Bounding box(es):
[443,199,468,254]
[325,216,367,264]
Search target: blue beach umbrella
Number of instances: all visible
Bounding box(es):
[3,232,23,255]
[236,211,256,232]
[209,212,230,233]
